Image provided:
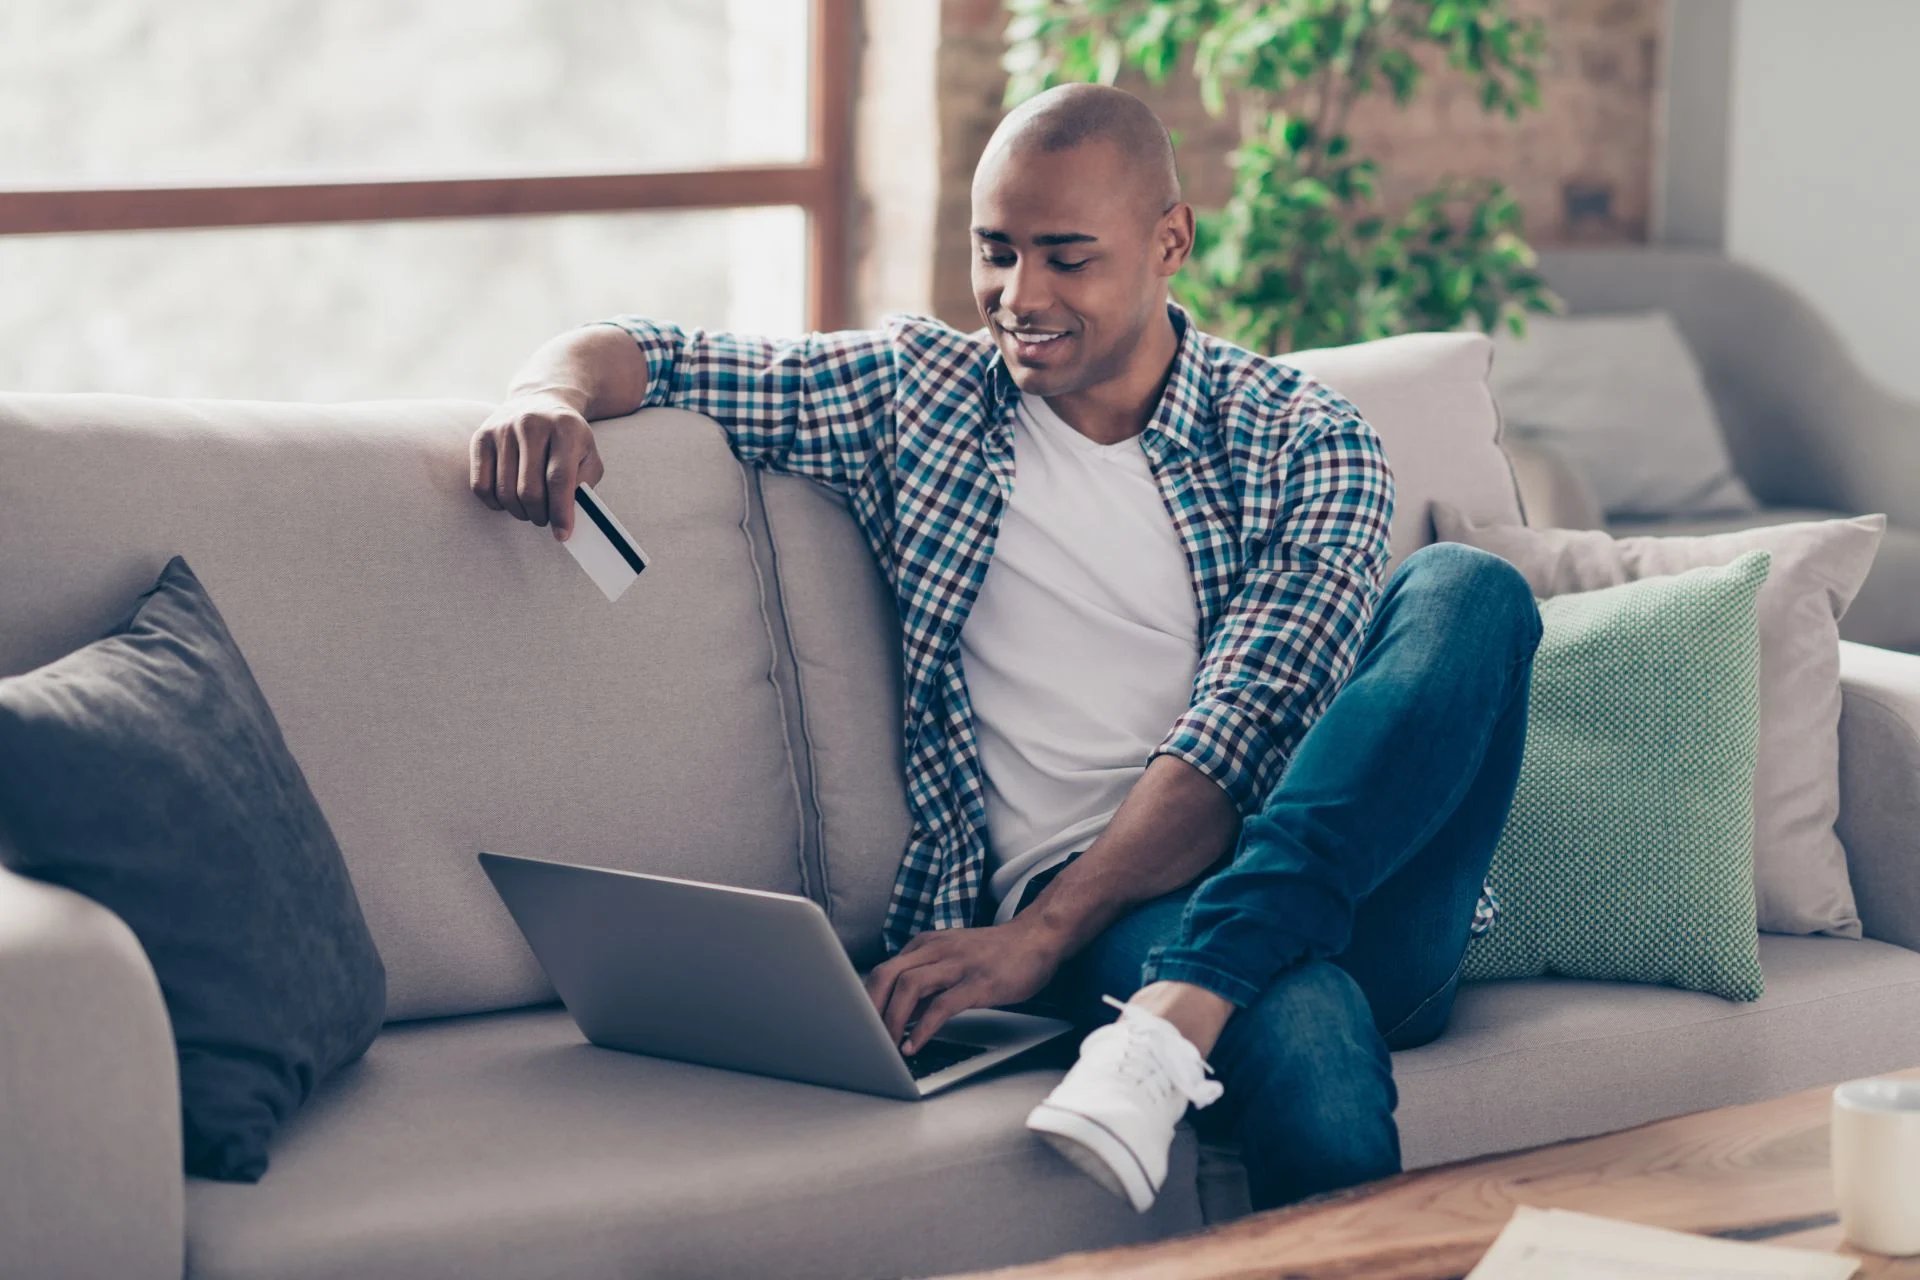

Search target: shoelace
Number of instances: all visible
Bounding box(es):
[1083,994,1225,1108]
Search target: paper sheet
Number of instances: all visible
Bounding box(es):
[1465,1206,1859,1279]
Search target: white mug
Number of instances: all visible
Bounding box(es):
[1831,1077,1920,1256]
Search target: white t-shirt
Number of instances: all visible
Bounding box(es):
[959,392,1201,926]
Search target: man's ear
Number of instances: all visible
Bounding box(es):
[1156,202,1196,276]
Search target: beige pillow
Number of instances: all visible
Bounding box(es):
[1432,504,1887,937]
[1488,310,1759,518]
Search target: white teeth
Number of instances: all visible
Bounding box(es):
[1011,330,1065,343]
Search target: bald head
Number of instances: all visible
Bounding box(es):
[976,83,1181,221]
[967,83,1194,405]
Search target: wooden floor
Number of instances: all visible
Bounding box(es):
[932,1068,1920,1280]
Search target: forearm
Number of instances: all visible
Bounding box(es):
[1017,755,1242,962]
[505,324,652,422]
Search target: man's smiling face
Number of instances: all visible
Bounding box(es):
[970,136,1177,400]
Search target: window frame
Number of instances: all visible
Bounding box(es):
[0,0,854,329]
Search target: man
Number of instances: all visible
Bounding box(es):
[470,83,1542,1215]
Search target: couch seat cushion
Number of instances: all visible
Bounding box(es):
[1402,933,1920,1166]
[184,1008,1201,1280]
[1198,934,1920,1222]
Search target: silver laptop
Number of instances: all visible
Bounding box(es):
[477,850,1075,1100]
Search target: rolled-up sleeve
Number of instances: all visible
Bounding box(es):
[1148,412,1395,815]
[592,317,899,493]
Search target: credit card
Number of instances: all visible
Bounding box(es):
[561,481,649,602]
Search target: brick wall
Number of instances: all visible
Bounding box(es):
[878,0,1663,329]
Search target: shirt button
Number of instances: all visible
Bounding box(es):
[940,622,957,639]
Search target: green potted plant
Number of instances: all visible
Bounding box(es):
[1003,0,1566,355]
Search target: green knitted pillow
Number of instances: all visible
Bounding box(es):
[1462,548,1771,1001]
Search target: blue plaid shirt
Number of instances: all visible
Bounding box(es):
[595,304,1499,955]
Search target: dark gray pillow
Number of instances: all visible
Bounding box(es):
[0,554,385,1182]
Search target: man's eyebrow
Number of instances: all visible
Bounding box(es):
[971,228,1100,246]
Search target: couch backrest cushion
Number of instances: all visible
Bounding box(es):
[761,329,1523,960]
[0,396,808,1022]
[754,474,912,970]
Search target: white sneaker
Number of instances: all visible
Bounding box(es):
[1025,994,1225,1213]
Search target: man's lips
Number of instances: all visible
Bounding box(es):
[998,324,1073,362]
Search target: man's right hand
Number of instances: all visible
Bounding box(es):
[469,394,606,542]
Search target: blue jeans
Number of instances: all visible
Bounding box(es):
[1010,542,1543,1212]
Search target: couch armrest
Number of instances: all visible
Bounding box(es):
[1501,436,1606,532]
[0,865,183,1280]
[1836,641,1920,952]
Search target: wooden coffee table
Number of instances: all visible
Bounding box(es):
[931,1067,1920,1279]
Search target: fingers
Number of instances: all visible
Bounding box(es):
[493,429,526,520]
[863,932,933,1016]
[469,430,502,510]
[472,400,596,535]
[902,982,981,1055]
[865,956,904,1019]
[545,452,574,541]
[516,420,551,528]
[546,432,595,542]
[880,960,963,1049]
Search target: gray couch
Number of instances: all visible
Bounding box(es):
[1504,246,1920,655]
[4,323,1920,1280]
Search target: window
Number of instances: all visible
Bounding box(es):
[0,0,852,400]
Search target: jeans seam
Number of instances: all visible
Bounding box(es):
[1509,621,1542,676]
[1381,947,1467,1045]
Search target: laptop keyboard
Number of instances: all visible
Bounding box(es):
[902,1038,989,1079]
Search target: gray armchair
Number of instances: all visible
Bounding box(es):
[1498,246,1920,654]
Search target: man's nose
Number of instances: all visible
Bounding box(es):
[1000,260,1053,319]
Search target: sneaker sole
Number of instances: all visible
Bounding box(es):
[1026,1102,1157,1213]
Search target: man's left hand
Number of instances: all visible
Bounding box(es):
[865,919,1066,1054]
